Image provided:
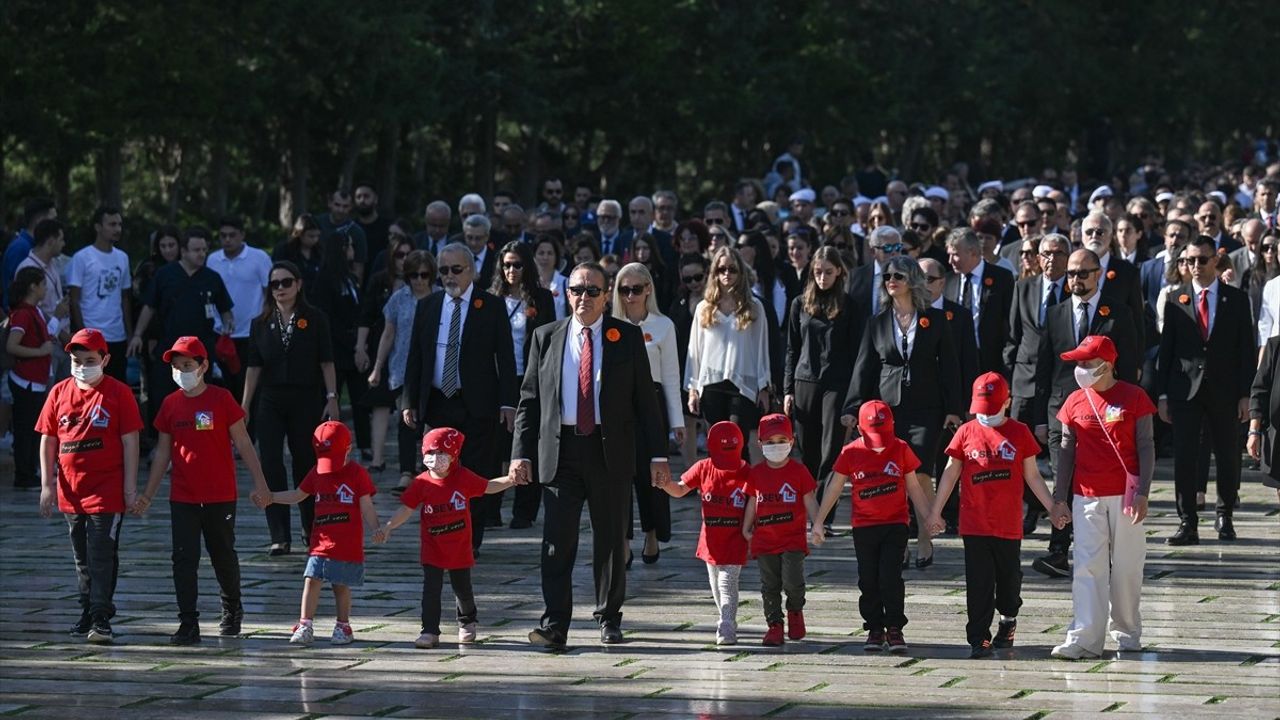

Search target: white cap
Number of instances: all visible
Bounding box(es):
[852,195,872,207]
[925,186,949,201]
[788,188,816,204]
[1207,190,1227,206]
[1155,191,1174,203]
[1088,185,1114,204]
[977,180,1003,195]
[1032,184,1053,199]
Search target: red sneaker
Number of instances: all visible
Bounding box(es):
[786,610,806,640]
[762,623,785,646]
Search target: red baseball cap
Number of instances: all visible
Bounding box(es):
[215,334,241,375]
[312,421,351,473]
[758,413,794,442]
[162,336,208,364]
[422,427,466,458]
[858,400,895,449]
[970,371,1010,415]
[65,328,108,355]
[707,421,745,471]
[1060,335,1118,364]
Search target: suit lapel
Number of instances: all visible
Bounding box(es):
[546,319,570,415]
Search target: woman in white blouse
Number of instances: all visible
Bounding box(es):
[686,247,771,458]
[613,262,685,566]
[533,233,570,320]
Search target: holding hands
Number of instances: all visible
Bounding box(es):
[372,525,391,544]
[509,459,532,486]
[1049,502,1072,530]
[925,513,946,537]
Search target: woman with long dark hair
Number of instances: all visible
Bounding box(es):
[1244,229,1280,320]
[273,214,323,290]
[312,229,371,463]
[670,253,709,465]
[358,232,414,473]
[629,233,671,311]
[242,260,339,555]
[132,225,180,449]
[532,233,570,319]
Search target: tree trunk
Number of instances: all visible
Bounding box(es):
[96,142,123,208]
[53,155,72,215]
[279,114,310,228]
[476,108,497,202]
[374,121,400,214]
[339,124,362,192]
[210,140,230,216]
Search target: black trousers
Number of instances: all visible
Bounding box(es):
[170,501,242,623]
[852,523,909,631]
[258,385,322,545]
[105,340,128,385]
[793,379,845,526]
[506,374,541,523]
[397,417,421,475]
[628,382,672,542]
[66,513,122,619]
[335,365,372,450]
[223,338,256,441]
[8,378,45,487]
[421,389,499,549]
[421,564,477,635]
[539,428,631,634]
[962,535,1022,646]
[700,380,758,459]
[1170,392,1240,521]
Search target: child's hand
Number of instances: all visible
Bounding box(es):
[810,528,825,547]
[250,490,271,509]
[372,527,389,544]
[741,525,754,543]
[1050,503,1071,529]
[130,494,152,516]
[926,513,945,536]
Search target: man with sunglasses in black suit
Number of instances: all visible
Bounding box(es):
[848,226,905,319]
[944,227,1015,377]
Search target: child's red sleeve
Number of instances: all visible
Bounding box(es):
[679,461,705,491]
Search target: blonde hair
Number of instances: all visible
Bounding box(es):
[699,247,757,330]
[611,262,662,320]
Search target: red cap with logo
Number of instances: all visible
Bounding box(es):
[312,421,352,474]
[858,400,895,449]
[757,413,794,442]
[422,427,466,458]
[969,371,1010,415]
[65,328,108,355]
[215,334,241,375]
[707,421,745,471]
[1060,334,1117,364]
[162,336,208,364]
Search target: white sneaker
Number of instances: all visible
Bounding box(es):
[458,622,478,644]
[1051,642,1098,660]
[716,621,737,646]
[414,631,439,649]
[331,623,353,645]
[289,623,314,646]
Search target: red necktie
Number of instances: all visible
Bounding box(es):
[577,327,596,434]
[1198,289,1210,341]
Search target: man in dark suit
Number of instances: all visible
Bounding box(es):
[848,226,904,319]
[457,215,499,291]
[1030,248,1141,576]
[944,227,1015,376]
[510,262,669,649]
[402,243,518,549]
[1140,220,1194,315]
[1081,211,1147,353]
[1195,200,1242,254]
[594,200,628,257]
[1157,236,1256,545]
[1006,234,1068,424]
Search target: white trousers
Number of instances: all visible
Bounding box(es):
[1063,494,1146,653]
[706,563,742,636]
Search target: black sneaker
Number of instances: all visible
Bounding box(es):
[170,622,202,645]
[87,617,114,644]
[1032,551,1071,578]
[864,629,886,652]
[993,619,1017,648]
[969,639,993,658]
[70,611,92,637]
[219,609,243,636]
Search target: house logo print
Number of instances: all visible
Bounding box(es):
[883,461,901,477]
[780,483,796,503]
[450,491,467,511]
[730,488,746,508]
[997,440,1017,461]
[336,484,355,504]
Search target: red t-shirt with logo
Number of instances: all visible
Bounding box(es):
[8,303,52,385]
[744,459,817,557]
[154,385,245,504]
[945,419,1042,539]
[35,376,144,514]
[298,462,376,563]
[832,437,922,528]
[681,458,750,566]
[1057,381,1155,497]
[400,467,488,570]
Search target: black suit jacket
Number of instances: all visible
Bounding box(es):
[512,317,666,484]
[845,307,962,417]
[401,287,518,422]
[847,264,880,320]
[1005,275,1065,399]
[473,244,499,292]
[1249,336,1280,481]
[1156,282,1256,402]
[1099,255,1147,351]
[940,298,979,408]
[943,262,1015,376]
[1139,256,1168,314]
[1032,295,1140,425]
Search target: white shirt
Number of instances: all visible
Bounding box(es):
[504,296,529,376]
[1070,292,1099,343]
[16,251,63,320]
[1191,278,1219,336]
[731,204,748,232]
[473,247,488,275]
[958,260,985,346]
[66,244,131,342]
[208,245,271,339]
[893,311,918,358]
[1040,275,1064,325]
[561,315,604,426]
[432,284,474,390]
[625,312,684,429]
[685,298,771,400]
[1258,275,1280,343]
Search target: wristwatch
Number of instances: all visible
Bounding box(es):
[326,392,337,399]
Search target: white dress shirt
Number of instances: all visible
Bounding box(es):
[1191,278,1219,336]
[1040,275,1064,325]
[432,284,474,390]
[893,312,918,357]
[1070,291,1099,343]
[1258,275,1280,343]
[685,298,771,400]
[561,315,603,426]
[626,312,684,429]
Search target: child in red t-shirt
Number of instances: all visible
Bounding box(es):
[927,372,1063,658]
[7,266,58,489]
[35,328,144,644]
[132,336,272,645]
[814,400,928,653]
[743,414,818,647]
[374,427,525,649]
[269,421,379,646]
[656,421,751,646]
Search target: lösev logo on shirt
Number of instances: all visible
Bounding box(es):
[195,411,214,430]
[702,488,747,508]
[421,491,469,515]
[316,484,356,505]
[882,461,901,477]
[967,440,1017,462]
[858,480,898,500]
[757,483,797,504]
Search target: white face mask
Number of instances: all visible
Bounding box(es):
[423,453,452,474]
[172,367,202,392]
[71,364,103,383]
[1074,364,1103,389]
[976,412,1006,427]
[761,442,792,463]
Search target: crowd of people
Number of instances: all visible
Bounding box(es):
[4,150,1279,659]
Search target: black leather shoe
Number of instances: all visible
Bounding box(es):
[528,627,567,650]
[642,547,660,565]
[625,549,634,570]
[1166,521,1199,546]
[170,622,201,645]
[1215,515,1236,541]
[509,517,533,530]
[1031,552,1071,578]
[600,623,623,645]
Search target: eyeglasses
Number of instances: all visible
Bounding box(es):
[268,278,297,290]
[1179,256,1212,266]
[715,266,740,276]
[438,264,469,276]
[830,210,851,217]
[872,243,904,253]
[393,250,409,260]
[705,217,726,225]
[881,272,908,282]
[1064,268,1100,279]
[597,214,619,221]
[1020,249,1038,256]
[567,285,604,297]
[909,222,933,232]
[1082,227,1107,237]
[618,284,648,297]
[1016,220,1039,228]
[1039,250,1067,259]
[681,273,705,284]
[407,272,433,280]
[502,261,524,270]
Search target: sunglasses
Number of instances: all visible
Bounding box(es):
[681,273,705,284]
[393,250,409,260]
[1179,256,1212,266]
[1082,228,1107,237]
[268,277,297,290]
[1064,268,1099,279]
[1016,220,1039,228]
[715,266,740,276]
[567,285,604,297]
[873,243,904,253]
[908,222,932,232]
[618,284,648,297]
[705,217,726,225]
[1263,244,1278,253]
[1020,249,1038,256]
[881,272,908,282]
[830,210,851,217]
[502,261,524,270]
[407,271,433,280]
[438,264,469,276]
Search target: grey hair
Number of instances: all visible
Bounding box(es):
[878,254,931,313]
[652,189,677,205]
[945,227,982,254]
[1083,210,1113,235]
[438,242,475,264]
[970,198,1003,220]
[425,200,452,217]
[1040,233,1070,252]
[900,196,930,226]
[462,214,491,233]
[458,193,486,214]
[869,225,902,248]
[629,195,654,211]
[597,199,622,217]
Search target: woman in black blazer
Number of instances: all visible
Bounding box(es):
[1248,334,1280,504]
[784,246,861,536]
[491,241,555,528]
[842,254,963,566]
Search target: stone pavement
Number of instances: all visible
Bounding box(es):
[0,451,1277,719]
